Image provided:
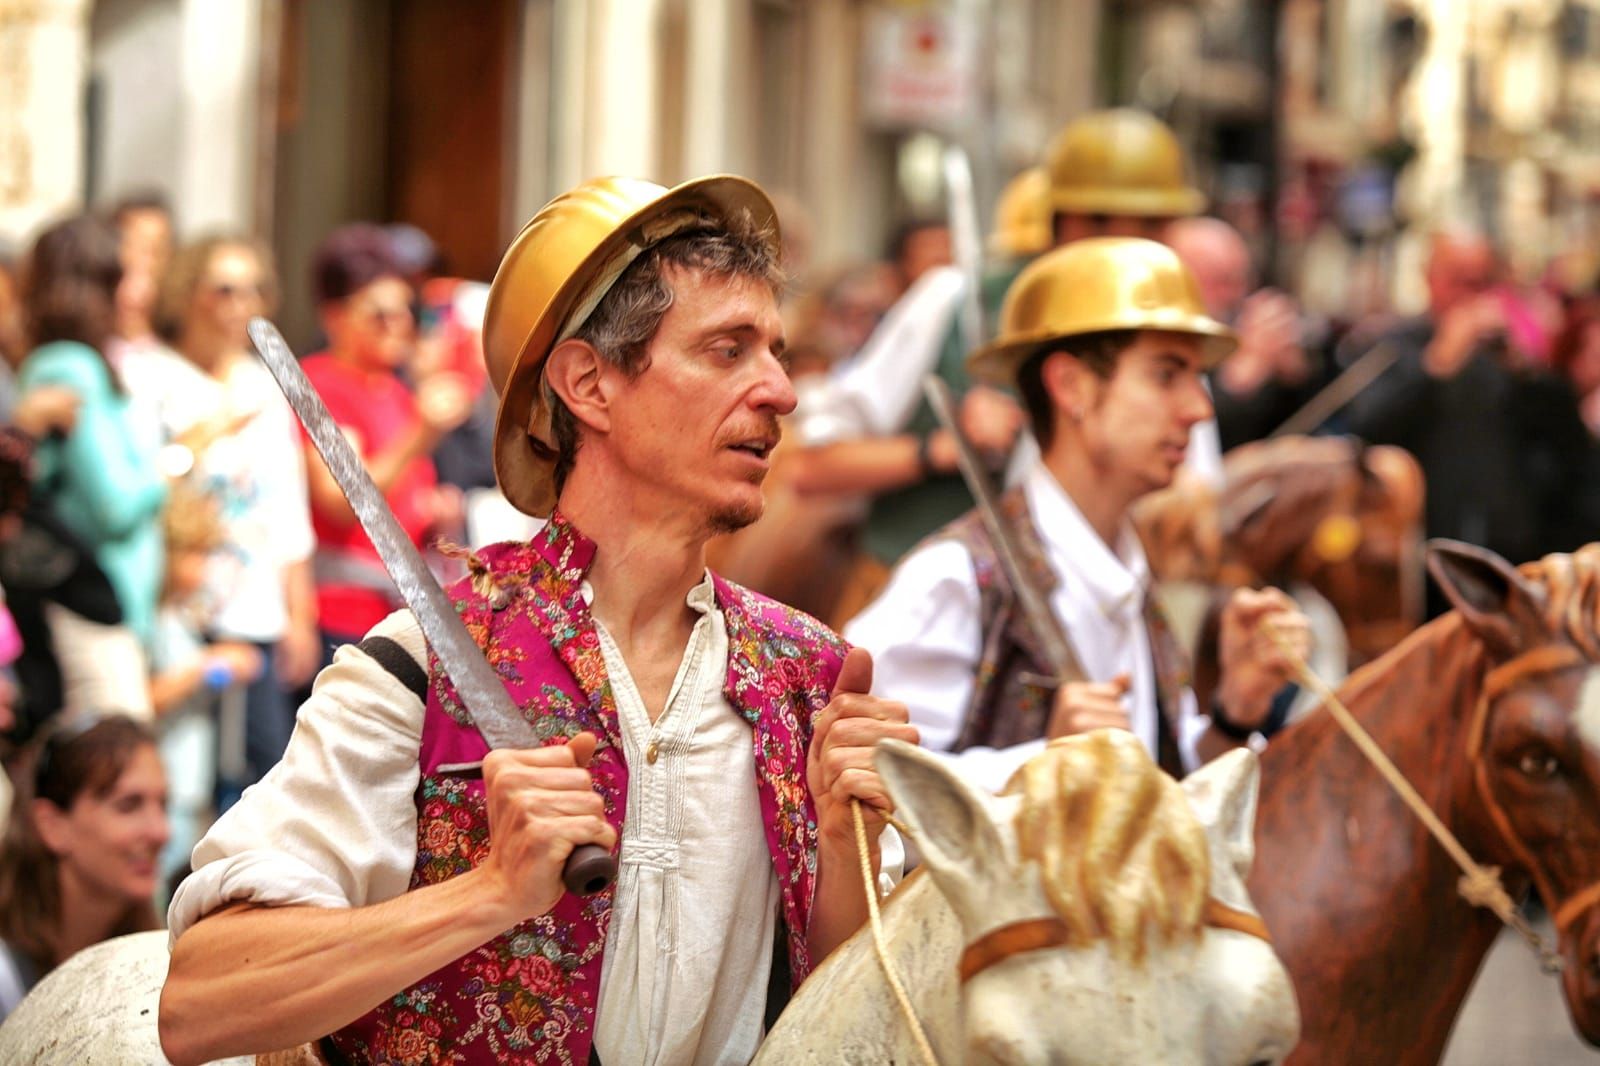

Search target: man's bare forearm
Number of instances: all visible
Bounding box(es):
[789,437,926,497]
[159,869,518,1065]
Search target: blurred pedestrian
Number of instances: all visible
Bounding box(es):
[0,714,168,1021]
[0,426,122,749]
[1346,230,1598,612]
[108,192,173,356]
[1552,296,1600,437]
[1167,215,1328,449]
[130,234,319,808]
[705,261,897,621]
[788,217,1025,620]
[301,225,470,656]
[17,216,166,718]
[0,248,26,372]
[147,484,260,880]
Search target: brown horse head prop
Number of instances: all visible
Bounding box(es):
[1136,435,1425,667]
[1253,539,1600,1061]
[1429,540,1600,1042]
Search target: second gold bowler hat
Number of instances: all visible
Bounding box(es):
[483,175,779,517]
[1045,109,1206,218]
[969,236,1236,385]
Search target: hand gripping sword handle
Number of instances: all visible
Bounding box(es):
[564,846,617,896]
[247,317,616,897]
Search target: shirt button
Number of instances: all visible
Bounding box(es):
[646,741,659,764]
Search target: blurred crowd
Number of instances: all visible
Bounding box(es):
[3,108,1600,1017]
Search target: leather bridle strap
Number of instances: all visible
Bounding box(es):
[958,900,1272,984]
[958,917,1072,984]
[1204,898,1273,943]
[1469,645,1599,953]
[1555,881,1600,935]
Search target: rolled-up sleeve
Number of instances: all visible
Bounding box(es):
[168,611,428,945]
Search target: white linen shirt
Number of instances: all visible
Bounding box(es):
[171,579,900,1063]
[844,461,1206,793]
[590,577,777,1066]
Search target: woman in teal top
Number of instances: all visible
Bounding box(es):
[18,216,166,661]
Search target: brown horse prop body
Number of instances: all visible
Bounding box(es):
[1252,540,1600,1063]
[1137,436,1425,668]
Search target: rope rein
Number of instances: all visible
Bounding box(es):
[851,799,942,1066]
[1262,624,1565,973]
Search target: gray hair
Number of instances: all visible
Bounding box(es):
[545,211,782,494]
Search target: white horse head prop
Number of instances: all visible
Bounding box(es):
[756,730,1301,1064]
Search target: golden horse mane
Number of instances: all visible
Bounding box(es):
[1522,545,1600,659]
[1005,730,1210,963]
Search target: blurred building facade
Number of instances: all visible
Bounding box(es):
[3,0,1600,337]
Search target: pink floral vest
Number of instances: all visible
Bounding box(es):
[327,513,846,1064]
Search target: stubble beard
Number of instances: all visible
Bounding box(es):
[706,489,765,536]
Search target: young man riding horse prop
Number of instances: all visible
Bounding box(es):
[157,176,918,1065]
[847,236,1313,789]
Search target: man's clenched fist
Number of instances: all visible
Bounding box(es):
[478,732,618,922]
[807,648,918,851]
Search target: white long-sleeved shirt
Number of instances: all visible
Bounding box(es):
[845,461,1207,793]
[791,265,966,446]
[171,579,900,1065]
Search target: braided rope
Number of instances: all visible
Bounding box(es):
[852,799,942,1065]
[1262,625,1562,973]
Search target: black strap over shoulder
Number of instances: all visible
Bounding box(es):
[356,635,428,704]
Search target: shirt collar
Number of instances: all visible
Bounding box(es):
[1023,460,1150,618]
[578,569,718,617]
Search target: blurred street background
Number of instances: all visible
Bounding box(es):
[3,0,1600,1059]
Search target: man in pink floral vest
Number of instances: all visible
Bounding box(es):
[160,177,917,1066]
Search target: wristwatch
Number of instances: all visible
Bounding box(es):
[1210,684,1298,741]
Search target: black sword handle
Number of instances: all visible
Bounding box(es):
[564,845,617,895]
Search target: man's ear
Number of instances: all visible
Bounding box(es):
[1039,350,1092,423]
[543,339,612,435]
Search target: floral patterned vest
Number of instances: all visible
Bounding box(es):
[930,488,1189,778]
[327,513,846,1064]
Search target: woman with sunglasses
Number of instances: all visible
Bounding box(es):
[299,224,470,661]
[0,714,169,1020]
[120,236,320,811]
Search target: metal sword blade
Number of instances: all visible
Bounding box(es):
[248,317,532,750]
[1269,341,1400,438]
[923,375,1086,685]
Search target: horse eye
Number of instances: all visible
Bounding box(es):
[1516,749,1561,780]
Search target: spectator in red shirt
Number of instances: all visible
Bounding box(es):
[300,225,470,656]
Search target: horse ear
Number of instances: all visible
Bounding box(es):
[1426,538,1544,657]
[875,739,1008,904]
[1180,748,1260,884]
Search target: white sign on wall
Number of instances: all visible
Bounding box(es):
[861,4,980,131]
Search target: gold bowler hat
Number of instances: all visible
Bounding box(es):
[1045,109,1206,218]
[484,175,779,516]
[989,167,1052,259]
[969,236,1235,385]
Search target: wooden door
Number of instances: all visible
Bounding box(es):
[387,0,517,281]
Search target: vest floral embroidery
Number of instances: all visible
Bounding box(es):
[328,512,846,1064]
